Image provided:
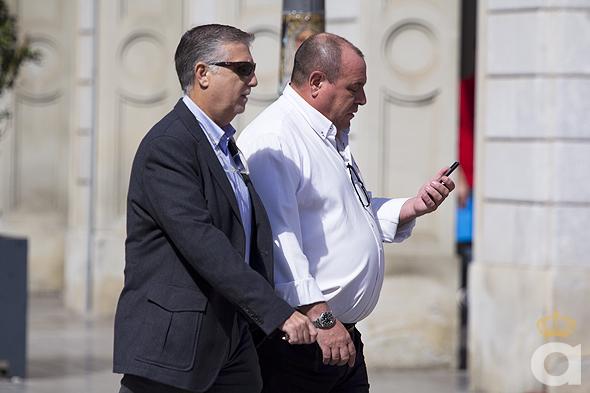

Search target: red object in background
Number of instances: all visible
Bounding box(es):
[459,76,475,188]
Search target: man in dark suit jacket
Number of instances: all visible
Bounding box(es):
[113,24,317,393]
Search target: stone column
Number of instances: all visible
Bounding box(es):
[64,0,97,313]
[0,90,15,219]
[65,0,186,315]
[470,1,590,392]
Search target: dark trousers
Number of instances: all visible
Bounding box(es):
[257,327,370,393]
[119,316,262,393]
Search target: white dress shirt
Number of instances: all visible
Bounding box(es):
[182,95,252,263]
[238,85,415,323]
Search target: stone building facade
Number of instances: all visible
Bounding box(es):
[470,0,590,391]
[0,0,588,391]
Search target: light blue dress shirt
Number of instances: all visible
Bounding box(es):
[182,95,252,263]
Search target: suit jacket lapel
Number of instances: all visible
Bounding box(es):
[175,99,272,280]
[173,99,243,226]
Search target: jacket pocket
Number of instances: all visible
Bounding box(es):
[135,284,207,371]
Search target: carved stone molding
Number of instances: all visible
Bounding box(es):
[249,26,280,104]
[381,18,441,108]
[117,31,168,104]
[383,20,438,77]
[16,35,63,104]
[381,86,440,107]
[120,0,167,19]
[378,86,438,194]
[380,19,441,105]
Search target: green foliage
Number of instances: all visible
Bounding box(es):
[0,0,38,96]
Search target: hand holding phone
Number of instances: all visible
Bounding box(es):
[444,161,459,177]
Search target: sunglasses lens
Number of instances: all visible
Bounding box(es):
[237,63,254,77]
[212,62,255,77]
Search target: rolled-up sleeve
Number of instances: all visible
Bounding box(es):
[241,134,325,307]
[371,197,416,243]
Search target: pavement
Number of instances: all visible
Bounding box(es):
[0,294,469,393]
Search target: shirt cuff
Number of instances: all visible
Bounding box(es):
[275,278,325,307]
[371,197,416,243]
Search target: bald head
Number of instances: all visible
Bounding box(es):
[288,33,367,134]
[291,33,364,87]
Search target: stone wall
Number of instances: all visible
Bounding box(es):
[470,0,590,391]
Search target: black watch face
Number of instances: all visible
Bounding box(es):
[316,312,336,329]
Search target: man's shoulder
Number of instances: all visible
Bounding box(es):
[241,97,301,141]
[140,106,195,149]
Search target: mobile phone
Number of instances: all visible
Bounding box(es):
[444,161,459,177]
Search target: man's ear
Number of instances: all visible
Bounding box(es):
[194,62,210,88]
[309,71,325,98]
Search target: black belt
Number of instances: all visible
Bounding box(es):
[343,323,356,332]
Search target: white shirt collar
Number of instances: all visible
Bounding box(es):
[282,84,337,142]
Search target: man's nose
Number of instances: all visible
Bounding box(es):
[249,73,258,87]
[357,88,367,105]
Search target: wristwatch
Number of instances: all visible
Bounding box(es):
[312,311,337,329]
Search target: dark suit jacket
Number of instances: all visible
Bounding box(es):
[113,99,294,391]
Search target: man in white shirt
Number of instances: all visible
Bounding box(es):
[238,33,455,392]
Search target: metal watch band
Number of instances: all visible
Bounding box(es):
[312,311,336,329]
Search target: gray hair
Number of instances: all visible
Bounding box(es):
[291,32,364,87]
[175,24,254,94]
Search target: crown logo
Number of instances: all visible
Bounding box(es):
[536,311,576,338]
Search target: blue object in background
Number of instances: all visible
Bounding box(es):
[456,193,473,244]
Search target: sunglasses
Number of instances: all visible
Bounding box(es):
[347,164,370,208]
[211,61,256,78]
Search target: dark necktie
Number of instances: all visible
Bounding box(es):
[228,138,250,184]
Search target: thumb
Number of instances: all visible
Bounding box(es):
[348,355,355,368]
[308,321,318,336]
[433,166,448,181]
